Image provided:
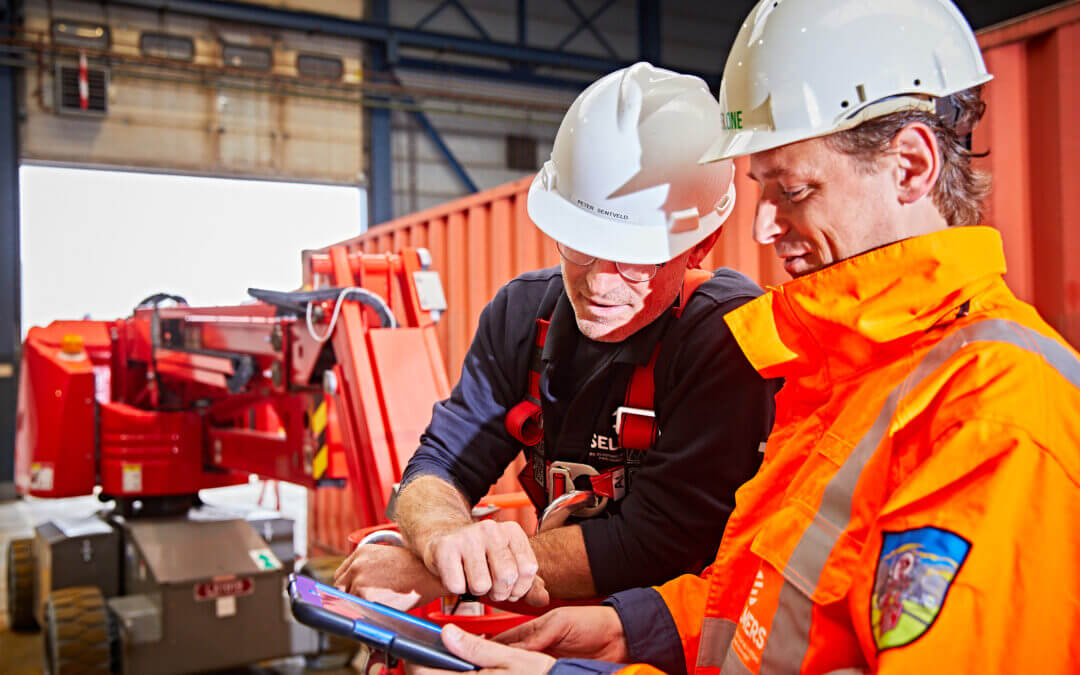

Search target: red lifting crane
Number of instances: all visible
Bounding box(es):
[7,246,461,674]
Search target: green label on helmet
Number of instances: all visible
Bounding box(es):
[721,110,744,130]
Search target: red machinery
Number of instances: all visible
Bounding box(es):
[15,246,448,522]
[8,246,465,674]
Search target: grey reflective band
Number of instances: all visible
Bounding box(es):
[696,618,737,668]
[722,648,753,674]
[754,318,1080,673]
[761,583,814,673]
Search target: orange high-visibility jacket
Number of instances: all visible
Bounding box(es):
[617,227,1080,674]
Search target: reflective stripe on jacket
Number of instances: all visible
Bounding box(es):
[616,226,1080,675]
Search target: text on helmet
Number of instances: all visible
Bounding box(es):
[721,110,744,130]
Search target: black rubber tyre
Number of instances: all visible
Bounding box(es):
[43,586,116,675]
[7,537,38,631]
[300,555,358,671]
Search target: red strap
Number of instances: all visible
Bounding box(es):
[624,345,659,412]
[536,318,550,345]
[589,467,625,499]
[527,318,550,400]
[617,344,661,450]
[505,400,543,446]
[617,269,712,450]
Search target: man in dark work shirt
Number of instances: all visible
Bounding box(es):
[333,63,777,609]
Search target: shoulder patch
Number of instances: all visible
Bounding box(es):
[870,526,971,651]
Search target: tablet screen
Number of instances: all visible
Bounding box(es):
[314,586,445,649]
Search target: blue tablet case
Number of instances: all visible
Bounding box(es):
[288,573,476,671]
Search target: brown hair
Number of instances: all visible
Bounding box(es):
[824,87,990,228]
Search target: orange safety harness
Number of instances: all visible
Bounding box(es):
[504,269,713,516]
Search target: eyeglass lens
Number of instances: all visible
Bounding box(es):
[556,242,659,282]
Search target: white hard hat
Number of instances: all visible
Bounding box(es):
[528,62,736,265]
[700,0,993,162]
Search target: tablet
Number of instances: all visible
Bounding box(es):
[288,573,476,671]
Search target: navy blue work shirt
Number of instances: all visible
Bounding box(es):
[400,267,777,595]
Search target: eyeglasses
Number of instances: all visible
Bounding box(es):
[556,242,665,283]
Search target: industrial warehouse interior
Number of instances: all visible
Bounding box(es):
[1,0,1078,674]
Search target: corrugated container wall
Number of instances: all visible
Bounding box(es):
[309,3,1080,554]
[974,2,1080,347]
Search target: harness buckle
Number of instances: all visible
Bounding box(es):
[613,406,656,435]
[546,461,607,518]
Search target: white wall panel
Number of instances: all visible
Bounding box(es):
[19,0,364,184]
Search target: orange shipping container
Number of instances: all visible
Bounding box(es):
[307,2,1080,554]
[974,1,1080,347]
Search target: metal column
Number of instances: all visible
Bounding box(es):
[0,0,20,499]
[638,0,661,64]
[367,0,393,227]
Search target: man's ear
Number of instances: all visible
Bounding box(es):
[891,122,941,206]
[686,227,724,268]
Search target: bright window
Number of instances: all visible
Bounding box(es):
[19,165,365,335]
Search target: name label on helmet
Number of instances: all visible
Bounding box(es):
[576,198,629,221]
[722,110,744,130]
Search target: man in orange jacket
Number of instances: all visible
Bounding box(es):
[415,1,1080,673]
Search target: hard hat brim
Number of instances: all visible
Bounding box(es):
[526,172,733,266]
[699,126,817,163]
[700,76,994,163]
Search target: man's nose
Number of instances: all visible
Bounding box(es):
[585,259,624,293]
[753,200,784,245]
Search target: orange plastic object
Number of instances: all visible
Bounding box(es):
[476,491,533,510]
[60,333,84,355]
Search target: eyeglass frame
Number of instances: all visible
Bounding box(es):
[555,242,666,283]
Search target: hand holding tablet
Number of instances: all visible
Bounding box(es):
[288,573,476,671]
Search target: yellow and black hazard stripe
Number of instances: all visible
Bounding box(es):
[310,395,329,480]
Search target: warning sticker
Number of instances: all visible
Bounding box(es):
[30,462,55,491]
[195,576,254,602]
[249,548,282,571]
[122,464,143,493]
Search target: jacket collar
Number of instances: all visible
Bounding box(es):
[725,226,1008,386]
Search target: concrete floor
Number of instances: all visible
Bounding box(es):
[0,626,359,675]
[0,482,358,674]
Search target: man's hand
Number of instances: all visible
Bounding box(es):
[495,606,628,662]
[422,520,541,603]
[412,624,556,675]
[332,544,447,611]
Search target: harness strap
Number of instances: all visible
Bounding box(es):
[505,318,550,446]
[614,268,713,450]
[507,268,714,513]
[616,345,661,450]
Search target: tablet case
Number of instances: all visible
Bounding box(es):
[288,573,476,671]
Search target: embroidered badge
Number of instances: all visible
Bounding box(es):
[870,526,971,651]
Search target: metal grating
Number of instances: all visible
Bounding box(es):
[296,53,344,81]
[54,63,108,116]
